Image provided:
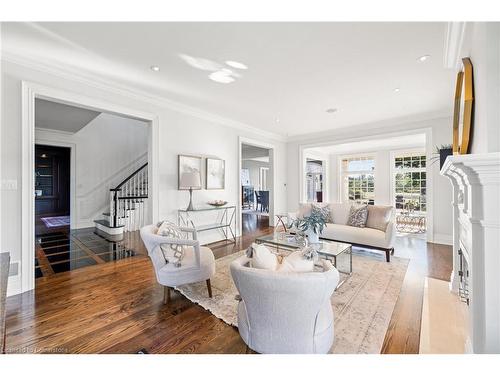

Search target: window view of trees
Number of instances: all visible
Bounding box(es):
[342,156,375,205]
[394,154,426,212]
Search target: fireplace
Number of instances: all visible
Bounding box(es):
[441,152,500,353]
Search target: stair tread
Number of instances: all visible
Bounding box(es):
[94,219,124,228]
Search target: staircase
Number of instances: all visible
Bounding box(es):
[94,163,148,237]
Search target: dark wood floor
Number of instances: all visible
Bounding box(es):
[5,218,451,354]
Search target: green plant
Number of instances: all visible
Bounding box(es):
[429,144,453,167]
[288,206,328,234]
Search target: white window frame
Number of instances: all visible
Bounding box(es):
[339,153,376,205]
[390,148,427,214]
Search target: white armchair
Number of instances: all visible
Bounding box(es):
[140,224,215,303]
[230,255,340,354]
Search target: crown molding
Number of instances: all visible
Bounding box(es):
[444,22,467,70]
[1,50,287,142]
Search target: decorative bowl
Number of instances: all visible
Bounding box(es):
[207,200,228,207]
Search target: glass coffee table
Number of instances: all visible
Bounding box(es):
[255,233,352,289]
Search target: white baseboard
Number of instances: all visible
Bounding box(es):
[7,274,22,297]
[431,233,453,246]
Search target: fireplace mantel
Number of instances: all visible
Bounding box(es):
[441,152,500,353]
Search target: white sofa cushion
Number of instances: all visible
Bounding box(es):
[321,223,389,249]
[278,251,314,273]
[366,205,393,232]
[328,203,352,225]
[247,243,278,271]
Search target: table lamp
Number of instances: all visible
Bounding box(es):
[181,172,201,211]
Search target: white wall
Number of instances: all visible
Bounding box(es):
[0,60,288,295]
[288,117,454,245]
[459,23,500,154]
[242,159,269,190]
[35,112,149,228]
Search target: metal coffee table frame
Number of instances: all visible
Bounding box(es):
[255,234,352,289]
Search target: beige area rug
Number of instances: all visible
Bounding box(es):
[175,249,409,354]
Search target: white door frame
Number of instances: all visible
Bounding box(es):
[33,139,77,229]
[21,81,160,293]
[238,136,276,235]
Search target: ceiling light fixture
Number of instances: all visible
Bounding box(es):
[417,54,431,62]
[150,65,160,72]
[209,71,235,84]
[225,60,248,70]
[394,87,401,93]
[326,108,338,113]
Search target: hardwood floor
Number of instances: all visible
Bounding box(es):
[5,224,451,354]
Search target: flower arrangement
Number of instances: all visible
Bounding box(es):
[288,205,328,243]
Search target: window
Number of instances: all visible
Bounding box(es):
[394,153,426,212]
[341,156,375,205]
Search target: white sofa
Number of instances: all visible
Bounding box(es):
[290,202,396,262]
[230,254,340,354]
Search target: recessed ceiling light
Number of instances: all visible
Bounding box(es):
[150,65,160,72]
[394,87,401,93]
[209,71,235,84]
[276,118,280,123]
[417,55,431,62]
[225,60,248,70]
[326,108,338,113]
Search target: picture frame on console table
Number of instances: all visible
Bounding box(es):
[206,158,225,189]
[178,155,203,190]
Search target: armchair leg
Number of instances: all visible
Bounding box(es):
[385,250,391,262]
[163,286,171,304]
[391,248,395,255]
[206,279,213,298]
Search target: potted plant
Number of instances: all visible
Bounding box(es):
[429,144,453,170]
[288,206,328,243]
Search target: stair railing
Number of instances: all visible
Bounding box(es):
[109,163,148,231]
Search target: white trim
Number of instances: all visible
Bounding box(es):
[444,22,467,70]
[34,139,77,229]
[3,51,286,142]
[238,136,276,235]
[431,233,453,246]
[20,81,160,295]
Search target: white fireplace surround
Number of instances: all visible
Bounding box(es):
[441,152,500,353]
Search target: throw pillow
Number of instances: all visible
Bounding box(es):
[245,243,278,271]
[312,203,332,223]
[347,205,369,228]
[277,250,314,273]
[157,221,185,267]
[366,205,393,232]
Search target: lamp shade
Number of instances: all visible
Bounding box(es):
[180,172,201,188]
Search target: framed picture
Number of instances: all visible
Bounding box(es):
[206,158,225,189]
[178,155,202,190]
[452,57,474,155]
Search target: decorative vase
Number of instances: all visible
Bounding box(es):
[306,228,320,243]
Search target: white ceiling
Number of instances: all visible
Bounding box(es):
[307,133,426,155]
[35,98,101,133]
[3,22,455,137]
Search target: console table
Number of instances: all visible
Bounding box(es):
[177,205,236,244]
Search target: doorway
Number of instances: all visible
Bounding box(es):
[240,142,273,235]
[20,82,159,294]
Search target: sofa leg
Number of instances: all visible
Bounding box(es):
[163,286,171,304]
[206,279,213,298]
[385,250,391,262]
